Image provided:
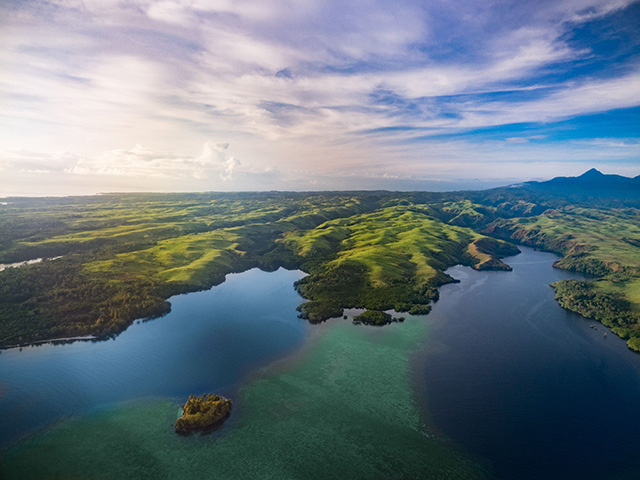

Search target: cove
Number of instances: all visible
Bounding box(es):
[420,247,640,480]
[0,267,309,449]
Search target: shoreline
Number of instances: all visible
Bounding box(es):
[1,335,98,351]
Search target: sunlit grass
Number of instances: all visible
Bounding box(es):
[85,230,242,287]
[284,206,514,291]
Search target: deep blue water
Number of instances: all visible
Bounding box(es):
[421,247,640,480]
[0,267,308,448]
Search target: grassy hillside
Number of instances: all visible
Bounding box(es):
[0,190,638,352]
[0,193,517,346]
[0,193,374,346]
[283,206,518,322]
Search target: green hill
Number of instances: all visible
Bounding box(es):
[1,173,639,352]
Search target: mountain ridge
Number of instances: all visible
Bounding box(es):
[509,168,640,202]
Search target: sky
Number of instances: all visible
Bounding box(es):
[1,0,639,195]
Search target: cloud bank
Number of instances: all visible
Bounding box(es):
[1,0,638,194]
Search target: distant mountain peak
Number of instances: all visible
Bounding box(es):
[579,168,605,179]
[516,168,640,201]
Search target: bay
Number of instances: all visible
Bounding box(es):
[0,267,309,449]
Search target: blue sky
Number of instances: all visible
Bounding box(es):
[1,0,639,195]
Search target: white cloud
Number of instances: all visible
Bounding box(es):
[0,0,638,194]
[145,1,194,25]
[196,141,229,164]
[57,141,242,182]
[220,157,240,181]
[194,141,241,180]
[454,70,640,129]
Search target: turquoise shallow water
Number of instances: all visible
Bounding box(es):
[2,319,486,479]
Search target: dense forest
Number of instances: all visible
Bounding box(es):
[1,172,639,352]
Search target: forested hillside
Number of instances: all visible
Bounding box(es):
[1,172,639,351]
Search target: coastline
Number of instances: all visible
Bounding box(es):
[1,335,99,351]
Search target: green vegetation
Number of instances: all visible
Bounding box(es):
[285,207,518,322]
[174,393,232,435]
[0,193,518,347]
[352,310,404,326]
[1,185,638,352]
[0,193,372,346]
[483,206,640,273]
[551,280,640,351]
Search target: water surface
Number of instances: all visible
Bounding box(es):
[0,258,50,272]
[420,247,640,479]
[0,267,308,448]
[1,271,487,479]
[2,248,640,479]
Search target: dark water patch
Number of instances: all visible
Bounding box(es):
[420,247,640,480]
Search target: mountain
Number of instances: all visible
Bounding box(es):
[469,168,640,211]
[522,168,640,199]
[477,169,640,208]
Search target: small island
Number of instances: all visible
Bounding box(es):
[174,393,232,435]
[352,310,405,326]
